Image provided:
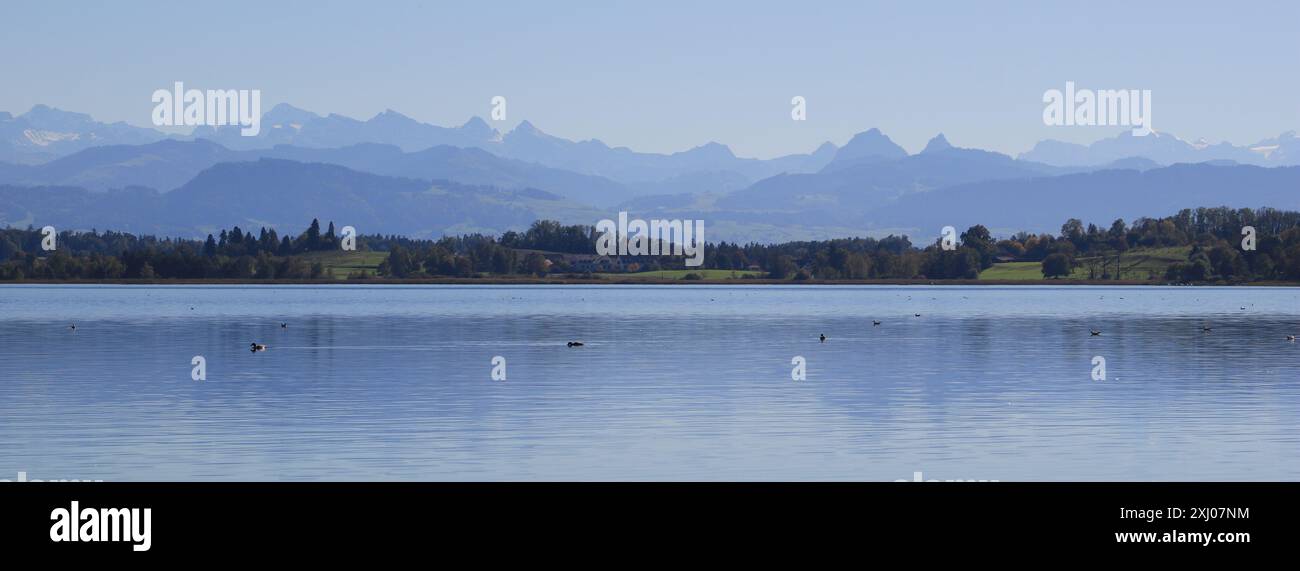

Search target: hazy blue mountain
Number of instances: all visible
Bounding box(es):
[0,184,169,235]
[867,163,1300,236]
[7,160,1300,244]
[1248,130,1300,165]
[604,133,1071,240]
[1017,139,1091,166]
[1019,129,1297,167]
[11,102,1300,183]
[0,116,837,202]
[252,143,631,206]
[0,159,33,182]
[0,105,172,165]
[0,139,237,192]
[626,170,754,198]
[4,103,839,191]
[495,120,838,184]
[161,159,533,237]
[0,159,604,239]
[190,104,500,152]
[0,138,635,206]
[609,162,1300,242]
[615,192,709,212]
[821,128,909,170]
[920,133,954,154]
[6,106,1300,243]
[1100,156,1161,171]
[712,133,1058,217]
[788,141,841,171]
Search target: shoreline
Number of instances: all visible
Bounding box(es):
[2,278,1296,287]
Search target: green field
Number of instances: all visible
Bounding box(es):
[299,252,764,281]
[1070,246,1190,280]
[980,246,1192,281]
[298,248,1196,282]
[977,262,1046,281]
[300,250,387,279]
[597,269,764,280]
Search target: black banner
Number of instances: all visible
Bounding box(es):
[0,482,1284,558]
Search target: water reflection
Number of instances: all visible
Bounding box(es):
[0,284,1297,481]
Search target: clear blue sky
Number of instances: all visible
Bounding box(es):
[2,0,1296,157]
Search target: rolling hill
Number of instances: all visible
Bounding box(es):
[0,159,604,239]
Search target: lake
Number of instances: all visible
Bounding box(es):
[1,284,1298,481]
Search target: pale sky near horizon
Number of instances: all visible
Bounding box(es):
[2,0,1297,158]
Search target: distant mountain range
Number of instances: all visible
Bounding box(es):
[7,103,1298,172]
[867,163,1300,236]
[2,103,1299,242]
[0,159,601,238]
[712,134,1063,218]
[192,105,497,154]
[194,104,841,186]
[0,104,844,204]
[0,139,631,207]
[611,131,1300,239]
[1018,129,1300,167]
[0,105,170,165]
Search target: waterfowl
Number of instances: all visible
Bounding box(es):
[1202,325,1212,332]
[67,324,76,331]
[914,313,921,317]
[819,334,826,343]
[1090,330,1101,336]
[872,320,881,326]
[567,341,584,347]
[1288,335,1296,342]
[250,343,267,352]
[280,323,287,328]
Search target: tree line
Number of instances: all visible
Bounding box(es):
[0,219,344,280]
[3,206,1300,282]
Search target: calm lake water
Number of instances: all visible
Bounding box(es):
[1,284,1298,481]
